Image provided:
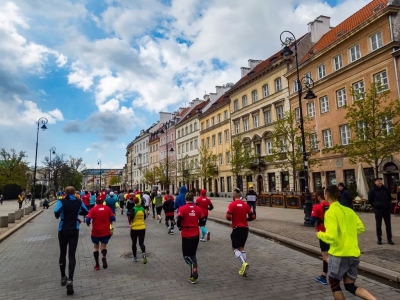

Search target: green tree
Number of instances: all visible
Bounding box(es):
[155,158,176,188]
[142,168,157,186]
[109,176,119,185]
[177,155,195,186]
[323,83,400,177]
[266,110,319,191]
[230,137,255,189]
[197,146,218,189]
[0,148,30,188]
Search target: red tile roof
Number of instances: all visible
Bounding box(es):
[176,107,190,117]
[177,100,210,126]
[300,0,388,64]
[201,93,230,117]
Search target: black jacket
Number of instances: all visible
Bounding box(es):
[368,185,391,208]
[163,199,175,214]
[339,189,353,208]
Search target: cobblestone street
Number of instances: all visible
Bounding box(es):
[0,208,399,300]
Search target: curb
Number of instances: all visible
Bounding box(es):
[208,216,400,285]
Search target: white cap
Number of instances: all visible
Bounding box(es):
[157,191,161,195]
[110,192,114,196]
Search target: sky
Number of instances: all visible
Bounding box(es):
[0,0,373,169]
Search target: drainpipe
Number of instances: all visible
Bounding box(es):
[394,53,400,100]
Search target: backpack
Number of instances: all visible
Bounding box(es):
[317,202,329,225]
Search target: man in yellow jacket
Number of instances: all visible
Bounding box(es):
[317,185,376,300]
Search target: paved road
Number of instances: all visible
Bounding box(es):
[0,208,398,300]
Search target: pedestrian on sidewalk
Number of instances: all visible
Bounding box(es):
[195,189,214,242]
[54,186,88,296]
[163,193,175,234]
[368,177,394,245]
[310,190,330,285]
[226,188,256,277]
[86,197,115,270]
[338,182,353,208]
[155,191,164,223]
[177,192,205,284]
[43,198,50,209]
[318,185,376,300]
[129,196,147,263]
[18,193,24,209]
[245,185,257,216]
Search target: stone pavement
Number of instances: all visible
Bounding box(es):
[0,207,399,299]
[208,197,400,276]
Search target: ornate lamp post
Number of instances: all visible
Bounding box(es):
[97,159,102,190]
[48,147,56,194]
[280,30,317,227]
[32,117,48,211]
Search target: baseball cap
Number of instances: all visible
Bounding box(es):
[110,192,114,196]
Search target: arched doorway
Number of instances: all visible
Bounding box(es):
[257,175,264,194]
[383,162,399,193]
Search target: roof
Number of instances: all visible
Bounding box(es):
[201,93,230,118]
[176,100,210,127]
[300,0,388,64]
[176,107,190,117]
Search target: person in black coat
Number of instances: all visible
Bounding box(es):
[368,177,394,245]
[337,182,353,208]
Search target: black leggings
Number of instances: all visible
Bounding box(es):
[130,229,146,257]
[58,230,79,281]
[182,235,199,257]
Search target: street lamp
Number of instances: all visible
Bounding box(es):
[49,147,56,194]
[158,125,174,191]
[32,117,48,211]
[127,151,133,189]
[97,159,102,190]
[280,30,317,227]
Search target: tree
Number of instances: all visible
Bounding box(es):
[266,110,319,191]
[109,176,119,185]
[176,155,195,186]
[323,83,400,177]
[0,148,30,188]
[197,146,218,189]
[230,137,254,190]
[155,158,176,188]
[142,168,157,186]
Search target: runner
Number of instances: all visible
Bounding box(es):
[226,188,256,277]
[126,193,135,226]
[317,185,376,300]
[163,190,174,202]
[163,193,175,234]
[155,191,164,224]
[177,192,206,284]
[195,189,214,242]
[129,196,147,264]
[89,191,96,209]
[150,189,157,218]
[142,191,151,216]
[174,186,187,215]
[18,192,24,209]
[104,191,119,218]
[54,186,88,295]
[310,190,330,285]
[82,191,90,218]
[118,190,126,215]
[85,197,115,270]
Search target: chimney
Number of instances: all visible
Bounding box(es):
[204,94,210,100]
[241,67,251,78]
[248,59,262,70]
[308,15,331,43]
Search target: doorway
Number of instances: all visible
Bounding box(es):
[383,162,399,193]
[257,175,264,194]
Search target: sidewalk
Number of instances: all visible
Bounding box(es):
[208,197,400,284]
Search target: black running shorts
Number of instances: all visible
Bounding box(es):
[230,227,249,249]
[165,215,174,222]
[119,201,125,208]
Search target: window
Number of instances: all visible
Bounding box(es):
[207,137,210,148]
[307,102,315,117]
[227,176,232,192]
[310,133,318,150]
[178,131,180,138]
[333,54,343,71]
[349,45,361,62]
[178,145,181,154]
[226,151,231,164]
[255,144,261,155]
[220,177,225,192]
[219,154,223,165]
[352,80,365,100]
[319,96,329,114]
[234,123,240,134]
[243,119,249,131]
[206,120,209,128]
[374,71,388,91]
[189,124,192,133]
[212,135,216,147]
[201,139,204,147]
[201,122,204,131]
[211,117,215,126]
[252,90,258,103]
[185,127,188,135]
[218,132,222,144]
[224,110,228,120]
[217,114,221,123]
[234,100,239,111]
[304,72,312,84]
[194,139,198,149]
[225,130,229,142]
[276,106,284,120]
[194,122,197,130]
[264,110,271,124]
[186,143,189,151]
[262,84,269,97]
[336,88,347,107]
[322,129,332,148]
[358,122,366,140]
[253,115,259,128]
[242,95,247,107]
[340,124,350,145]
[266,140,272,155]
[370,32,382,51]
[380,117,394,135]
[190,141,193,150]
[295,107,300,121]
[317,64,326,79]
[275,77,282,92]
[279,138,287,152]
[293,80,299,92]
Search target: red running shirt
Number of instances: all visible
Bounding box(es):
[87,204,114,237]
[227,200,253,228]
[82,194,90,206]
[195,196,212,216]
[178,204,204,238]
[311,201,330,232]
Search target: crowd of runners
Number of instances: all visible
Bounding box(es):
[53,183,377,300]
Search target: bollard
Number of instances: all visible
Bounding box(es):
[24,207,30,215]
[15,210,21,220]
[8,213,15,223]
[39,201,43,207]
[20,208,25,217]
[29,206,33,213]
[0,216,8,228]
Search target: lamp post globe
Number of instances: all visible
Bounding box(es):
[97,159,102,190]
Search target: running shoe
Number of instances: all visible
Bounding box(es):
[207,232,211,241]
[200,238,205,242]
[314,275,328,285]
[168,228,172,234]
[170,229,174,234]
[188,277,197,284]
[158,217,162,224]
[94,265,100,270]
[241,262,249,277]
[142,253,147,264]
[192,265,198,280]
[61,276,68,286]
[102,257,108,269]
[66,280,74,295]
[132,257,138,262]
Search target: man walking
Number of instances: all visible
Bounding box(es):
[318,185,376,300]
[54,186,88,295]
[226,188,255,277]
[368,177,394,245]
[195,189,214,242]
[177,192,205,284]
[85,197,115,270]
[245,185,257,216]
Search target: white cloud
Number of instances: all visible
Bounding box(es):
[56,54,68,67]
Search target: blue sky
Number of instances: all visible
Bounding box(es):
[0,0,370,169]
